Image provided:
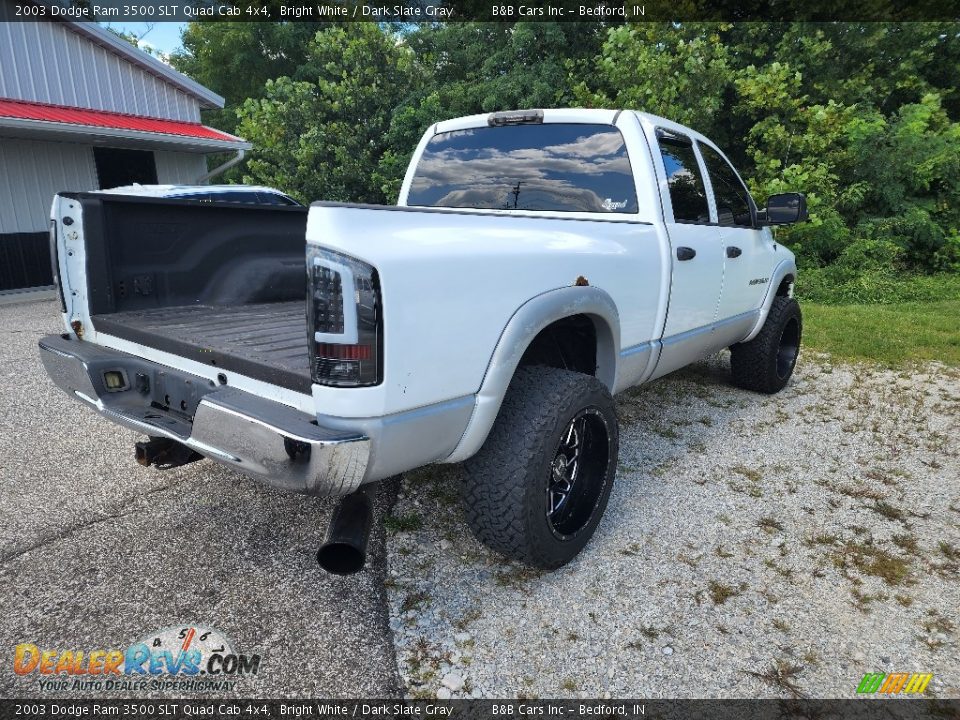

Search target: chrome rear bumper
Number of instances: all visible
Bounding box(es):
[39,334,369,497]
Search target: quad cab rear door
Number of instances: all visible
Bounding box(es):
[651,128,725,377]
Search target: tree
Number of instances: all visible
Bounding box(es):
[374,22,611,198]
[575,22,960,271]
[236,24,414,204]
[170,21,329,132]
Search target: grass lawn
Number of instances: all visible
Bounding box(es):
[803,300,960,367]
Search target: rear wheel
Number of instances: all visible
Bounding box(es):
[730,296,802,394]
[462,366,618,569]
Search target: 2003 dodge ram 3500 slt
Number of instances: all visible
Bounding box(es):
[41,109,807,573]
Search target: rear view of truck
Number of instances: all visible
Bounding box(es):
[41,193,372,499]
[41,108,803,575]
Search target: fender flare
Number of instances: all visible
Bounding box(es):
[741,258,798,343]
[444,285,620,463]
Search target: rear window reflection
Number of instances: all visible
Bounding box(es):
[407,123,639,214]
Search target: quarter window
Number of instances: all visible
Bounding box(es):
[657,134,710,224]
[407,123,638,214]
[699,143,754,227]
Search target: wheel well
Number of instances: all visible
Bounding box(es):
[519,315,597,376]
[776,274,795,297]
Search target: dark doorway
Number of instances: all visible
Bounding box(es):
[0,232,51,291]
[93,147,158,189]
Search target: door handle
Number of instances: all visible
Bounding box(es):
[676,246,696,261]
[726,246,742,258]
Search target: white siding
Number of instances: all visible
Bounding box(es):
[155,151,207,184]
[0,21,202,122]
[0,137,98,233]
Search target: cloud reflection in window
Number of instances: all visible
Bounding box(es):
[408,124,639,214]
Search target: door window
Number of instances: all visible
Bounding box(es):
[699,143,754,227]
[656,133,709,224]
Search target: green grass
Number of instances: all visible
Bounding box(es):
[803,300,960,366]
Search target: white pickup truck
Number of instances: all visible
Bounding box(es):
[41,109,806,573]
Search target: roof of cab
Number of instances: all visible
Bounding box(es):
[431,108,711,145]
[434,108,620,134]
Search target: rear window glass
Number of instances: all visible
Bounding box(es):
[407,123,638,214]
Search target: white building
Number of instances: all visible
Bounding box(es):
[0,8,249,290]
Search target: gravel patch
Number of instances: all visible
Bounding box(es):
[385,352,960,699]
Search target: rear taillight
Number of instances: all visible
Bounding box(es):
[307,246,382,387]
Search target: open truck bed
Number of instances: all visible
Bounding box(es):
[62,193,312,393]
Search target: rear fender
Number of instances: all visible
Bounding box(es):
[444,285,619,463]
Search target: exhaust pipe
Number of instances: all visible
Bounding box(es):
[135,436,203,469]
[317,483,376,575]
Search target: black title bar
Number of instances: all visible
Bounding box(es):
[10,0,960,22]
[4,699,960,720]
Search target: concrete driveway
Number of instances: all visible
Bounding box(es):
[0,298,401,698]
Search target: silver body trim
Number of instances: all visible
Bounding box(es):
[648,308,761,381]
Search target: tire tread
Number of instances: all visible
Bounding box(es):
[462,366,616,568]
[730,296,802,394]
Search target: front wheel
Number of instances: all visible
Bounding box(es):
[462,366,618,569]
[730,296,802,394]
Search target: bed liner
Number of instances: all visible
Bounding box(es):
[91,301,312,394]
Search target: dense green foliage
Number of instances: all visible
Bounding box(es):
[171,21,960,301]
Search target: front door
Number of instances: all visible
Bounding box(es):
[697,141,770,339]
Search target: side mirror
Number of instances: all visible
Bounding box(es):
[762,192,808,225]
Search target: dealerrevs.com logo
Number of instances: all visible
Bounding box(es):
[13,626,261,693]
[856,672,933,695]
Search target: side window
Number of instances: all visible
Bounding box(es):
[699,143,753,227]
[256,191,298,206]
[212,191,258,204]
[656,132,710,224]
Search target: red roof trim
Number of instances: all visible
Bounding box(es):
[0,97,242,143]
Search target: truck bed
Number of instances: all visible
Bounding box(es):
[92,302,312,393]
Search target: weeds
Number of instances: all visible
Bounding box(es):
[401,591,431,614]
[746,660,806,699]
[892,534,919,554]
[871,501,908,522]
[731,465,762,482]
[385,513,424,534]
[832,540,912,586]
[758,516,785,533]
[708,580,744,605]
[772,619,791,633]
